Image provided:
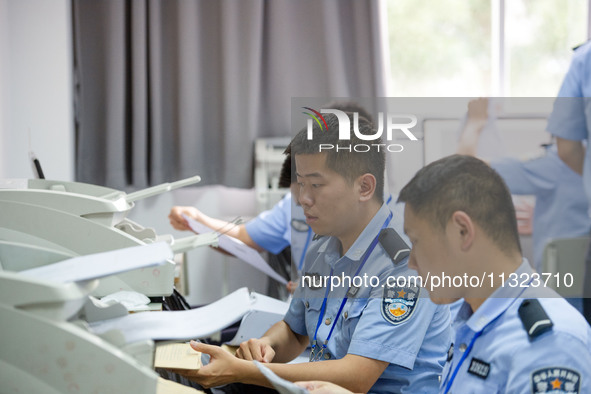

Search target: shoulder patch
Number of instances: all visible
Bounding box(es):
[532,367,580,393]
[518,299,553,340]
[381,284,420,325]
[378,228,410,265]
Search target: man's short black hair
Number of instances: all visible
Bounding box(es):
[278,154,294,188]
[398,154,521,255]
[321,100,374,124]
[288,112,385,204]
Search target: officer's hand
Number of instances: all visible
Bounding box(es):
[467,98,489,125]
[295,381,356,394]
[515,200,534,236]
[286,280,298,294]
[235,338,275,363]
[171,341,242,388]
[168,206,200,231]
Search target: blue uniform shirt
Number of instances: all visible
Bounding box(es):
[490,147,590,271]
[284,204,452,394]
[245,193,309,265]
[546,41,591,215]
[441,259,591,393]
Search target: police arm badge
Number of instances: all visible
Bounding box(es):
[381,283,420,325]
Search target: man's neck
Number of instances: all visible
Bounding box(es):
[464,247,523,312]
[338,200,382,256]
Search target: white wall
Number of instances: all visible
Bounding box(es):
[0,0,74,181]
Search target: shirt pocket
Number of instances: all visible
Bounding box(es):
[340,299,367,338]
[304,297,325,336]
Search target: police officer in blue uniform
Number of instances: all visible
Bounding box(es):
[284,201,451,393]
[168,112,451,393]
[297,154,591,394]
[546,40,591,324]
[399,155,591,394]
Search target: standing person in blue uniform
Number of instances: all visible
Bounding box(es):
[297,154,591,394]
[458,97,591,275]
[546,40,591,324]
[165,112,451,393]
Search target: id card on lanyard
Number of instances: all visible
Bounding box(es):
[309,211,393,362]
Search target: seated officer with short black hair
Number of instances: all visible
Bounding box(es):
[298,154,591,394]
[166,113,451,393]
[399,154,591,393]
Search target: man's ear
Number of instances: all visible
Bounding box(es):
[357,173,377,202]
[449,211,475,251]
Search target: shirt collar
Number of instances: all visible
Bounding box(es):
[317,203,392,264]
[460,259,534,332]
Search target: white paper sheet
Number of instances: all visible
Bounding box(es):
[183,215,288,285]
[20,242,172,284]
[253,361,309,394]
[89,287,253,343]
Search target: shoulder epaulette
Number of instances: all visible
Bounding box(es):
[518,299,553,340]
[378,228,410,265]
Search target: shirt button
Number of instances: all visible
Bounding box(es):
[325,318,332,325]
[324,352,331,360]
[305,301,309,308]
[344,311,348,319]
[459,343,467,352]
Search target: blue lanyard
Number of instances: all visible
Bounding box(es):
[442,330,483,393]
[443,275,533,393]
[310,211,393,360]
[298,227,313,272]
[386,194,392,205]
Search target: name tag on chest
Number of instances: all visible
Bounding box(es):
[468,358,490,379]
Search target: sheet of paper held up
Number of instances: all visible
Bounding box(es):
[154,343,202,370]
[20,242,173,284]
[89,287,252,343]
[183,214,288,285]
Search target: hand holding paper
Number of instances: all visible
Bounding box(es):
[154,342,202,370]
[183,215,288,284]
